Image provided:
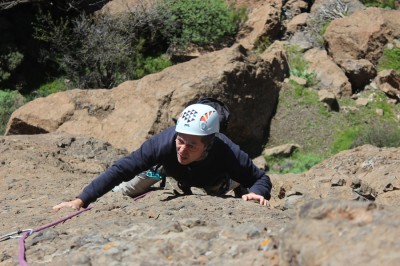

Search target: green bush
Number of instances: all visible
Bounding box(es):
[0,49,24,84]
[33,4,171,89]
[319,20,331,36]
[360,0,396,9]
[290,81,319,104]
[330,120,400,154]
[134,54,173,79]
[286,45,318,86]
[162,0,238,47]
[32,0,244,89]
[265,151,323,174]
[0,90,26,134]
[254,35,272,54]
[34,12,138,88]
[352,121,400,148]
[378,47,400,73]
[32,79,70,98]
[330,126,360,154]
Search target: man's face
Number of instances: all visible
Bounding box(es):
[175,133,206,165]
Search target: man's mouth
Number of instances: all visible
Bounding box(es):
[178,153,188,161]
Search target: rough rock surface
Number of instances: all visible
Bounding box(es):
[324,7,400,64]
[304,48,352,97]
[1,134,399,265]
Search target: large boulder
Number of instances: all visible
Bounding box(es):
[237,0,283,50]
[336,58,377,92]
[324,7,400,65]
[375,69,400,101]
[304,48,352,97]
[270,144,400,208]
[6,45,284,155]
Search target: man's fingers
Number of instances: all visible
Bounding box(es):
[52,203,63,211]
[242,193,271,206]
[52,202,75,211]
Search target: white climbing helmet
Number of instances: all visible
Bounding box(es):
[176,103,220,136]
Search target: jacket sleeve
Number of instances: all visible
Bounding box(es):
[78,146,153,207]
[218,134,272,200]
[78,127,176,207]
[248,173,272,200]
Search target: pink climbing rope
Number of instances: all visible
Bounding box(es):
[17,191,152,265]
[18,206,94,266]
[132,190,153,201]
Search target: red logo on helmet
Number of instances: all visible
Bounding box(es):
[200,111,215,122]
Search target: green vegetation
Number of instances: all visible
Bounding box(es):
[286,45,318,87]
[266,151,323,174]
[290,81,320,107]
[254,35,272,54]
[28,0,243,90]
[0,90,26,134]
[163,0,239,47]
[0,0,247,134]
[0,49,23,84]
[319,20,331,36]
[265,82,400,174]
[330,90,400,154]
[32,79,70,98]
[331,121,400,154]
[360,0,396,9]
[377,47,400,73]
[134,54,173,79]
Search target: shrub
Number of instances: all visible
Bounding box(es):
[0,49,24,84]
[34,12,136,88]
[330,126,360,154]
[254,35,272,54]
[377,47,400,73]
[265,151,323,174]
[33,4,171,89]
[162,0,238,47]
[0,90,26,134]
[360,0,396,9]
[351,121,400,148]
[286,45,309,74]
[32,78,70,98]
[32,0,244,89]
[134,54,172,79]
[286,45,318,86]
[330,120,400,154]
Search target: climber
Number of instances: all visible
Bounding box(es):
[53,103,272,211]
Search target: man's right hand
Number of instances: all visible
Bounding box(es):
[53,198,84,211]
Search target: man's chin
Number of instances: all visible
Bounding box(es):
[177,156,190,165]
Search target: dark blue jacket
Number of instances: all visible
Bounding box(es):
[79,126,272,206]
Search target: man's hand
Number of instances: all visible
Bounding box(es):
[53,198,84,211]
[242,193,270,207]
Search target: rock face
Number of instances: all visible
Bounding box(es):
[324,7,400,64]
[6,45,285,155]
[237,0,283,50]
[304,48,353,97]
[1,135,399,265]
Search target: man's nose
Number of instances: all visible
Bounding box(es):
[179,143,190,153]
